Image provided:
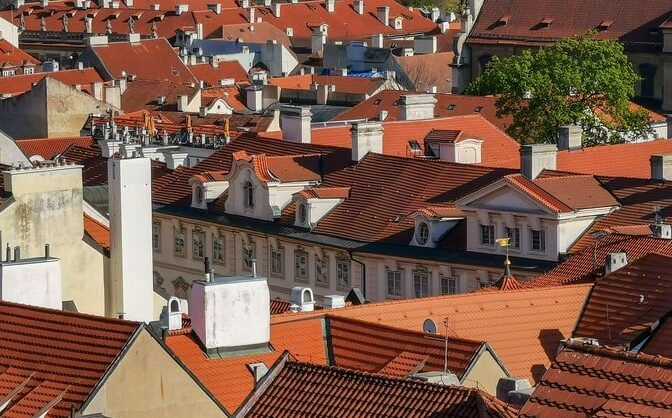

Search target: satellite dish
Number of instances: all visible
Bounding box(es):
[423,318,438,334]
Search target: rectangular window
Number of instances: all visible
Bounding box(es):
[152,222,160,252]
[505,227,520,250]
[192,231,205,259]
[531,229,546,251]
[24,67,34,75]
[316,257,328,285]
[386,270,402,298]
[173,228,186,257]
[413,270,430,298]
[212,236,225,264]
[440,276,457,295]
[480,224,495,246]
[271,248,284,276]
[295,251,308,281]
[243,243,255,270]
[337,259,350,289]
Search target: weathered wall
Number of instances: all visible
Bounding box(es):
[83,329,226,418]
[0,165,107,314]
[0,79,48,139]
[462,349,509,395]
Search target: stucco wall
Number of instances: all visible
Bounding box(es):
[461,349,508,395]
[0,165,107,315]
[83,329,225,417]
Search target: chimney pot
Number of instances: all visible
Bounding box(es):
[13,246,20,262]
[5,244,10,262]
[44,243,50,258]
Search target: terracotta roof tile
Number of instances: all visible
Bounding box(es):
[0,68,103,97]
[526,234,672,288]
[273,284,592,383]
[573,253,672,348]
[201,85,248,112]
[0,301,138,418]
[16,136,94,160]
[120,79,197,112]
[491,275,523,290]
[83,214,110,250]
[246,361,517,418]
[327,315,485,379]
[189,62,248,86]
[296,186,351,200]
[0,38,39,68]
[532,174,619,211]
[642,317,672,358]
[519,341,672,417]
[393,51,455,93]
[504,174,573,213]
[216,22,292,48]
[269,74,385,95]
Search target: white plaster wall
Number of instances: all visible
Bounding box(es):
[0,258,62,309]
[307,198,342,227]
[0,17,18,48]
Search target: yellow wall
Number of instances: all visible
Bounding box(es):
[461,349,509,395]
[83,329,226,417]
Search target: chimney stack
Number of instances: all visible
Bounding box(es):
[372,33,384,48]
[557,124,582,150]
[273,2,281,17]
[325,0,334,12]
[377,6,389,26]
[650,154,672,181]
[520,144,558,180]
[351,121,384,162]
[399,94,437,120]
[354,0,364,15]
[248,7,255,22]
[605,252,627,276]
[280,105,312,143]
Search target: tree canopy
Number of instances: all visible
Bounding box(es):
[465,35,652,146]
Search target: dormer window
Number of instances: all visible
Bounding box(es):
[298,203,308,224]
[416,222,430,245]
[531,229,546,252]
[505,227,521,250]
[243,181,255,209]
[195,185,204,205]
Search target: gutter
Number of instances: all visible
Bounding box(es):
[348,251,366,300]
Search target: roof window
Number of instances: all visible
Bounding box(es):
[374,98,382,105]
[408,140,422,152]
[474,106,483,112]
[447,104,455,110]
[596,19,613,31]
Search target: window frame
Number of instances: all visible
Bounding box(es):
[173,228,187,257]
[243,180,255,209]
[192,230,205,260]
[412,268,430,298]
[242,242,255,271]
[505,226,521,250]
[416,222,430,245]
[294,250,308,282]
[480,224,495,246]
[336,258,350,289]
[152,222,161,252]
[386,269,403,298]
[315,256,329,286]
[212,235,226,265]
[531,229,546,252]
[440,276,458,295]
[270,247,284,277]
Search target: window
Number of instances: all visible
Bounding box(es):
[408,140,422,152]
[413,269,430,298]
[243,180,255,209]
[447,104,455,110]
[337,258,350,288]
[531,229,546,251]
[505,227,520,250]
[316,257,328,285]
[24,67,34,75]
[480,224,495,246]
[295,250,308,281]
[243,243,255,270]
[213,235,225,264]
[271,248,284,276]
[194,186,204,205]
[173,228,186,257]
[386,270,403,298]
[152,222,161,252]
[192,230,205,259]
[416,222,430,245]
[298,203,308,224]
[440,276,457,295]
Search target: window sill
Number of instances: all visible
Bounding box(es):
[315,281,330,288]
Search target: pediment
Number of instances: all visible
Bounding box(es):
[457,180,552,214]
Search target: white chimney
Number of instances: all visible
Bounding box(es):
[650,154,672,181]
[325,0,334,12]
[174,4,188,14]
[281,105,312,143]
[248,7,255,22]
[241,0,249,7]
[108,155,154,322]
[164,150,189,170]
[557,124,582,150]
[290,287,315,312]
[352,121,383,162]
[323,295,346,309]
[208,3,221,14]
[166,296,187,330]
[354,0,364,15]
[520,144,558,180]
[377,6,389,26]
[372,33,384,48]
[273,2,281,17]
[605,252,627,276]
[379,110,388,121]
[399,94,437,120]
[0,254,62,310]
[311,31,326,53]
[246,85,263,111]
[191,273,271,352]
[99,139,121,158]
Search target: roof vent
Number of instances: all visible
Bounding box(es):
[323,295,346,309]
[290,286,315,312]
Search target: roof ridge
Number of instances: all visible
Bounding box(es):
[504,174,571,212]
[0,299,140,326]
[565,340,672,368]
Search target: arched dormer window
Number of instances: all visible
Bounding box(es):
[299,203,308,224]
[243,180,255,209]
[195,186,204,205]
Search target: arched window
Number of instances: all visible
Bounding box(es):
[170,299,179,313]
[243,181,255,208]
[416,222,430,245]
[299,203,307,224]
[195,186,204,204]
[638,63,657,97]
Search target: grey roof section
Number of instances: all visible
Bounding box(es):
[84,185,109,215]
[155,204,557,272]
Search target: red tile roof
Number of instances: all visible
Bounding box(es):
[642,317,672,358]
[519,341,672,418]
[232,150,322,183]
[269,74,385,95]
[468,0,672,51]
[556,140,672,178]
[0,38,39,68]
[394,51,454,93]
[309,153,514,244]
[573,253,672,347]
[120,79,198,112]
[201,85,248,111]
[246,361,517,418]
[0,301,138,418]
[216,22,292,48]
[526,234,672,288]
[16,136,94,160]
[0,68,103,97]
[189,61,248,86]
[90,38,196,84]
[333,91,508,130]
[273,284,592,383]
[296,186,351,199]
[83,214,110,250]
[327,315,486,380]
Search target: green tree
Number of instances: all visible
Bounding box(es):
[465,35,652,146]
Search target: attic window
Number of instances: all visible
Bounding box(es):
[496,15,510,25]
[538,17,553,28]
[307,4,316,10]
[474,106,483,112]
[447,104,455,110]
[408,140,422,152]
[374,98,382,105]
[597,19,613,31]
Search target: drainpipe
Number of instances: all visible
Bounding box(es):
[348,251,366,300]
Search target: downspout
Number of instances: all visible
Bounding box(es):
[348,251,366,300]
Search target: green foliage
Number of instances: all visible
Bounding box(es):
[397,0,464,15]
[465,34,652,146]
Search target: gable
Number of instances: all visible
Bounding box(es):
[458,181,553,215]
